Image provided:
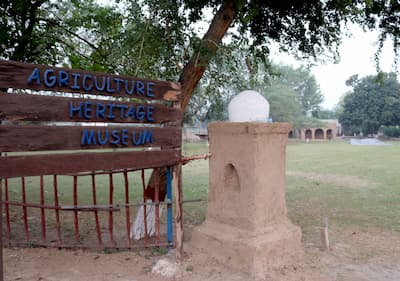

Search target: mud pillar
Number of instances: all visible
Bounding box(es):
[191,122,303,278]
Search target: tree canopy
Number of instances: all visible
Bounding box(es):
[268,65,323,114]
[1,0,400,113]
[339,73,400,135]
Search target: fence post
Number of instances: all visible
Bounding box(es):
[166,167,173,245]
[320,217,330,251]
[173,164,183,260]
[0,176,3,281]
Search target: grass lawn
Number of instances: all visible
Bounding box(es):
[286,140,400,240]
[3,140,400,244]
[182,140,400,239]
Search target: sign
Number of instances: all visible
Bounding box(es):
[0,60,181,101]
[0,60,182,177]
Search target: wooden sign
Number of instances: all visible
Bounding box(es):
[0,93,182,124]
[0,60,181,101]
[0,125,181,152]
[0,60,182,178]
[0,149,181,178]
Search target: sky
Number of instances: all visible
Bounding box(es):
[273,24,399,110]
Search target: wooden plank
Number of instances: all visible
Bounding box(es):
[0,92,182,124]
[0,60,180,101]
[0,125,181,152]
[0,149,181,178]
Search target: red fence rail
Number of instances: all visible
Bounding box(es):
[1,168,173,250]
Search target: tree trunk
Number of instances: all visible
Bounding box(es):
[179,0,237,110]
[149,0,237,199]
[134,0,237,239]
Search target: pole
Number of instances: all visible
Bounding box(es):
[173,164,183,260]
[0,176,4,281]
[166,167,173,245]
[320,217,330,251]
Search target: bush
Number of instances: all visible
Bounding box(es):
[380,125,400,138]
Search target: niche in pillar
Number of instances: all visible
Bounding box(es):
[225,163,240,192]
[222,163,240,212]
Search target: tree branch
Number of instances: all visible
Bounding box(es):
[135,19,151,76]
[166,16,183,71]
[38,17,100,52]
[178,0,237,110]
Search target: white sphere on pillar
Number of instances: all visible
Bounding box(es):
[228,90,270,122]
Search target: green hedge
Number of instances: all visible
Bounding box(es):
[380,126,400,138]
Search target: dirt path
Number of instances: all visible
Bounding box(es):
[4,227,400,281]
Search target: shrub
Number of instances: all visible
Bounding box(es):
[380,125,400,138]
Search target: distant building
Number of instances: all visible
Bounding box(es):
[290,119,341,141]
[184,119,342,142]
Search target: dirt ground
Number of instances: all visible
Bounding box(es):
[4,226,400,281]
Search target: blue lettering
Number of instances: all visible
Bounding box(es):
[132,131,141,145]
[96,103,106,119]
[132,130,153,145]
[121,129,128,145]
[70,73,81,90]
[94,76,106,91]
[147,105,154,122]
[27,68,40,85]
[81,129,96,145]
[137,105,145,120]
[83,102,92,119]
[82,74,93,91]
[126,105,136,119]
[44,69,56,87]
[137,81,145,95]
[69,102,83,118]
[110,130,120,145]
[106,77,116,93]
[116,105,128,119]
[141,129,154,144]
[108,104,115,119]
[97,130,109,145]
[114,78,124,92]
[58,70,69,87]
[125,80,134,95]
[147,82,155,97]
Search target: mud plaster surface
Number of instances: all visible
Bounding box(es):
[192,123,303,278]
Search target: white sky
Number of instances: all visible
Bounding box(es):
[273,24,399,109]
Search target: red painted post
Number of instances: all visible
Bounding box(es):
[21,177,29,242]
[141,169,148,242]
[73,175,79,242]
[91,173,102,245]
[40,176,46,242]
[108,173,114,243]
[53,175,62,242]
[123,170,131,247]
[154,169,160,243]
[4,178,10,240]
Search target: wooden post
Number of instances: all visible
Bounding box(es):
[173,164,183,261]
[1,94,5,281]
[0,176,3,281]
[320,217,330,251]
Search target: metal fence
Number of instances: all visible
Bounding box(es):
[1,167,174,250]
